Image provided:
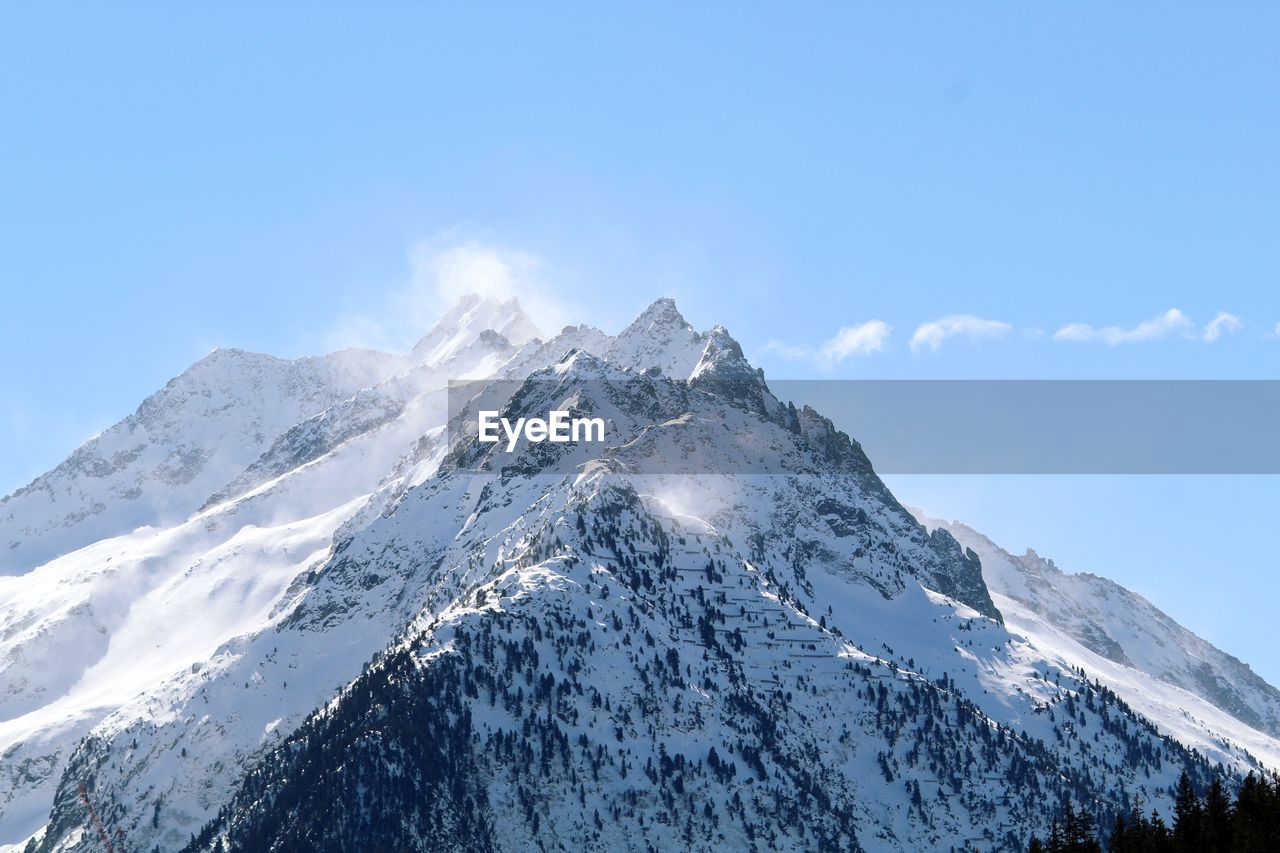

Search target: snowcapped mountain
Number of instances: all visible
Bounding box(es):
[2,297,1277,852]
[0,347,402,577]
[0,296,537,847]
[918,515,1280,747]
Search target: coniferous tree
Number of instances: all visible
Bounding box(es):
[1060,800,1102,853]
[1047,816,1064,852]
[1203,776,1231,852]
[1173,771,1203,850]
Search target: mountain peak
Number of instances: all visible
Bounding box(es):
[624,297,691,335]
[410,294,541,366]
[689,325,755,386]
[605,298,707,378]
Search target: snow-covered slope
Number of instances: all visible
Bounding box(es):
[0,297,548,847]
[0,347,401,576]
[0,295,716,848]
[3,296,1278,852]
[408,294,538,366]
[605,297,709,377]
[62,348,1247,852]
[919,515,1280,746]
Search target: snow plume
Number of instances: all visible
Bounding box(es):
[328,236,571,353]
[641,477,731,529]
[909,314,1011,353]
[1053,308,1194,344]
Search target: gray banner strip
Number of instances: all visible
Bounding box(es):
[783,380,1280,474]
[446,379,1280,475]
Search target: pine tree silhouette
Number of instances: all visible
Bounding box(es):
[1027,769,1280,853]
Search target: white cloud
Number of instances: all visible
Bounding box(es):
[757,318,890,366]
[820,321,892,364]
[327,235,570,352]
[909,315,1011,353]
[1201,312,1242,342]
[1052,323,1097,343]
[1053,308,1193,345]
[757,340,812,360]
[760,320,891,368]
[1274,322,1280,339]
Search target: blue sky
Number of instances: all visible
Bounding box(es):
[2,5,1279,679]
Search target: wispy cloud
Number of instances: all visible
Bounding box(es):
[1053,308,1193,345]
[757,340,811,361]
[819,321,892,363]
[327,235,571,352]
[1201,312,1242,342]
[760,320,891,368]
[909,315,1011,353]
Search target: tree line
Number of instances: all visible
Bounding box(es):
[1029,769,1280,852]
